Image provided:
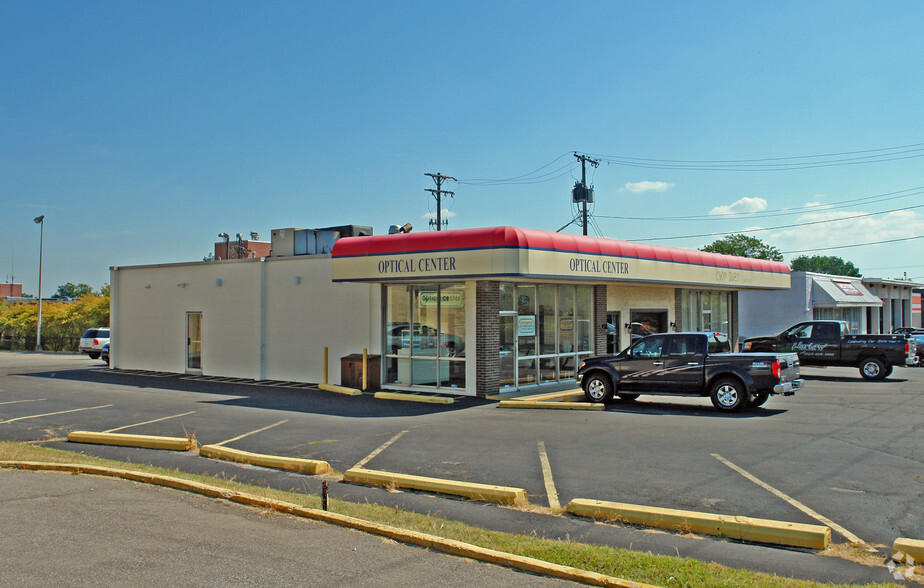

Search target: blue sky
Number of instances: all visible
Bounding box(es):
[3,1,923,296]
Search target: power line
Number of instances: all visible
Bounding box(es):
[780,235,923,254]
[625,203,924,242]
[459,152,573,183]
[587,142,924,172]
[596,186,924,222]
[457,153,578,186]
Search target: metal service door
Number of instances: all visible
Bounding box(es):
[186,312,202,373]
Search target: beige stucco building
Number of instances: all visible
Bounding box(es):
[111,226,793,397]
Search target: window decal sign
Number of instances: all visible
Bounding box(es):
[419,290,463,308]
[517,315,536,337]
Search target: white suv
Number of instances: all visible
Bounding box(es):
[79,328,110,359]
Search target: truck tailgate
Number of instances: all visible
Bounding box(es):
[775,353,801,382]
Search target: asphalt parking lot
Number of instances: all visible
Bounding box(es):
[1,352,921,584]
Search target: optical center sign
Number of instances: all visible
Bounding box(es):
[378,256,457,275]
[569,258,630,276]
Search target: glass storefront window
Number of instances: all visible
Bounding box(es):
[439,284,465,359]
[575,285,592,352]
[518,357,537,386]
[385,284,465,390]
[813,307,861,333]
[682,290,732,334]
[517,286,537,357]
[499,283,515,312]
[539,357,557,382]
[538,285,556,355]
[558,285,575,354]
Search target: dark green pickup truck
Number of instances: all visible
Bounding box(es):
[741,320,917,380]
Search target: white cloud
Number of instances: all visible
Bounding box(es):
[622,181,675,193]
[709,197,768,216]
[422,210,457,220]
[802,201,834,211]
[768,207,924,272]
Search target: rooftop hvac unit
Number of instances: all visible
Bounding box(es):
[270,228,304,257]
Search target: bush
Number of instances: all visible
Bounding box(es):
[0,296,110,351]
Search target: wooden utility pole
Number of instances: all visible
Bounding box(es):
[425,172,456,231]
[573,153,599,236]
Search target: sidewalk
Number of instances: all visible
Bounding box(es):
[0,469,579,587]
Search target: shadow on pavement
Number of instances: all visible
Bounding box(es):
[17,367,489,418]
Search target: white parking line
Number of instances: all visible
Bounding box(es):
[353,430,408,469]
[0,398,47,405]
[104,411,196,433]
[712,453,863,544]
[0,404,113,424]
[212,420,289,447]
[537,441,560,510]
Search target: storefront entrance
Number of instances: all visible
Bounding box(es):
[498,283,594,390]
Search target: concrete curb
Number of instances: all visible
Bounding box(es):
[498,400,603,410]
[199,444,331,475]
[507,390,584,402]
[67,431,197,451]
[893,537,924,563]
[318,383,362,396]
[0,461,655,588]
[343,466,529,507]
[566,498,831,550]
[374,391,455,404]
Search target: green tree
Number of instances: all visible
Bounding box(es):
[699,234,783,261]
[0,294,109,351]
[790,255,862,277]
[54,282,95,299]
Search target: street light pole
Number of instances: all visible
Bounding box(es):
[34,215,45,351]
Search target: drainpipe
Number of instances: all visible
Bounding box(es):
[110,266,119,368]
[259,257,266,381]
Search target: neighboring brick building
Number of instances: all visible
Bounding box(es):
[214,239,271,260]
[1,283,24,298]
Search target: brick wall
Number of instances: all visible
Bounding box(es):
[214,240,272,260]
[0,283,23,298]
[475,281,500,398]
[594,285,607,355]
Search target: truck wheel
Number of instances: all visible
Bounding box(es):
[859,358,886,380]
[882,365,893,378]
[710,378,748,412]
[583,373,614,403]
[749,392,769,408]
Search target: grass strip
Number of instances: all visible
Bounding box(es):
[0,441,897,588]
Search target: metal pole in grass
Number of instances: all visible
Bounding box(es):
[34,215,45,351]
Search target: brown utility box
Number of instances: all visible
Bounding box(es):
[341,354,380,390]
